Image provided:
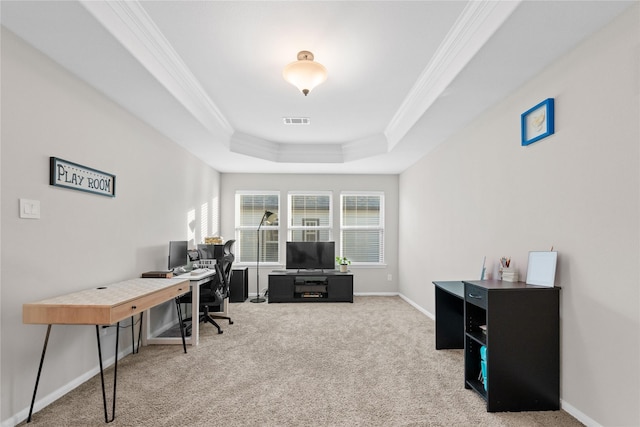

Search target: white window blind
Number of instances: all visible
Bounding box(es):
[235,192,279,264]
[288,192,332,242]
[340,192,384,264]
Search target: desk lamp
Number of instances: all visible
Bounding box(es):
[251,210,278,303]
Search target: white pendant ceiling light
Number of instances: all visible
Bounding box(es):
[282,51,327,96]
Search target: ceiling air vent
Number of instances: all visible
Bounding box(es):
[283,117,310,125]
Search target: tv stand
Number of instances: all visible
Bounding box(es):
[268,271,353,303]
[291,268,333,274]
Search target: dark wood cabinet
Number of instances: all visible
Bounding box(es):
[229,267,248,302]
[268,272,353,303]
[463,280,560,412]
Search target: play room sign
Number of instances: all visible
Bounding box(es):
[49,157,116,197]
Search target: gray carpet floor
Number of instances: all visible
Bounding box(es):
[22,296,583,426]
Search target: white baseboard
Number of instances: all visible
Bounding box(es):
[155,318,179,336]
[353,291,398,297]
[353,292,435,321]
[561,399,602,427]
[4,343,134,427]
[398,293,435,320]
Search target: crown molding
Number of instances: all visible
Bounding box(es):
[230,132,345,164]
[230,132,279,162]
[80,0,234,137]
[342,134,388,162]
[277,143,343,164]
[385,0,521,150]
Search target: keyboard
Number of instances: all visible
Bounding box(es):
[190,268,209,275]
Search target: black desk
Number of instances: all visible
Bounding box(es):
[433,279,560,412]
[432,281,464,349]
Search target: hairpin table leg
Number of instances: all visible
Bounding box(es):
[96,322,119,423]
[27,324,52,423]
[175,299,187,353]
[137,312,143,353]
[130,317,136,354]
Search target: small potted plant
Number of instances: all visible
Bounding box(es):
[336,256,351,273]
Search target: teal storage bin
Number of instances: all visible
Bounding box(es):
[480,345,488,391]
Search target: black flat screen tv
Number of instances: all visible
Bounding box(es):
[286,241,335,270]
[168,240,188,270]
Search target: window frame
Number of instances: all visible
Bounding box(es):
[339,191,385,266]
[287,191,333,243]
[234,191,281,265]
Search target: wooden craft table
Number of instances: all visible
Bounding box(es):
[23,277,190,423]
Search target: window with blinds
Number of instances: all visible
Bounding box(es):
[288,192,332,242]
[235,192,280,264]
[339,192,385,264]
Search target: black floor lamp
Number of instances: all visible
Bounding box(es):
[251,210,278,303]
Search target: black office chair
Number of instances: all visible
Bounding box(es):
[200,240,235,333]
[177,240,235,335]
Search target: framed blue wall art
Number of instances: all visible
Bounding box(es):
[521,98,555,146]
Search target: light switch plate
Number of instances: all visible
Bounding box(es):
[19,199,41,219]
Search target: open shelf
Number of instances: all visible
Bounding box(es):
[466,330,486,346]
[465,378,487,399]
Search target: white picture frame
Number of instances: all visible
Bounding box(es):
[525,251,558,287]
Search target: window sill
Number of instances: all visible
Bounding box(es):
[349,264,387,269]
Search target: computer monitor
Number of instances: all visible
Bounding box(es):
[187,249,200,262]
[197,244,224,260]
[168,240,188,270]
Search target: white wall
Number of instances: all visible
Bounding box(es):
[399,6,639,426]
[0,29,221,425]
[220,173,399,295]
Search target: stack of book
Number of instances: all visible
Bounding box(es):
[141,270,173,278]
[501,267,518,282]
[204,236,223,244]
